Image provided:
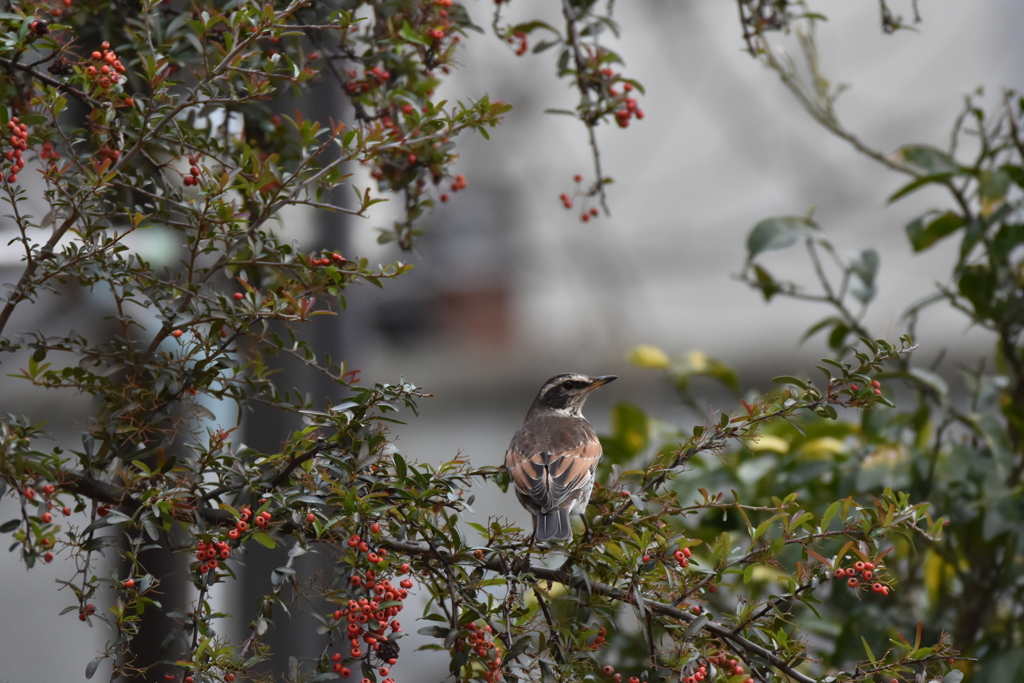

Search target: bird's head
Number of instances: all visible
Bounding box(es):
[528,373,617,417]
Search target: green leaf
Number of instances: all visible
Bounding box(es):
[0,519,19,533]
[895,145,959,174]
[906,212,967,252]
[1001,164,1024,188]
[979,169,1011,203]
[86,658,103,679]
[252,531,277,549]
[821,501,841,530]
[510,20,558,35]
[958,264,994,318]
[992,223,1024,260]
[862,636,877,664]
[399,21,429,46]
[888,173,956,203]
[752,264,780,301]
[772,376,808,390]
[505,635,533,661]
[942,670,964,683]
[849,248,879,303]
[746,216,817,258]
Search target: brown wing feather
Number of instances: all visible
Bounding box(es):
[505,416,601,512]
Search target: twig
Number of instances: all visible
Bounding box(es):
[0,56,102,108]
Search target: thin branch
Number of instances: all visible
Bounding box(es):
[0,56,102,107]
[0,208,80,338]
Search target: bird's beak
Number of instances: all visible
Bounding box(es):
[588,375,617,389]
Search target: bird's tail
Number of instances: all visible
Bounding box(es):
[536,508,571,542]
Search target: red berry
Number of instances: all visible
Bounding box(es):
[172,329,183,338]
[379,668,389,676]
[602,666,614,675]
[847,577,859,588]
[873,582,884,593]
[850,384,859,391]
[834,569,845,579]
[44,484,55,494]
[370,522,381,534]
[873,388,882,395]
[854,561,865,571]
[307,513,316,523]
[340,668,350,678]
[225,675,235,682]
[574,174,583,182]
[871,380,881,389]
[41,512,52,523]
[124,578,135,588]
[44,552,54,563]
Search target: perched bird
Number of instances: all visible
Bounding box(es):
[505,373,617,542]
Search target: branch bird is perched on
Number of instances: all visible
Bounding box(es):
[505,373,617,543]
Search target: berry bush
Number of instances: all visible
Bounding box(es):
[1,1,1019,683]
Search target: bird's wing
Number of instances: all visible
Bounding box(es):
[505,418,602,512]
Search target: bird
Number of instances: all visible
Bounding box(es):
[505,373,617,543]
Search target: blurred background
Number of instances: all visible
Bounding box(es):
[2,1,1023,681]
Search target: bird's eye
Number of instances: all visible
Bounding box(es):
[562,381,576,390]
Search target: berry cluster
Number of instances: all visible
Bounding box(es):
[707,653,751,683]
[344,66,390,95]
[833,560,889,595]
[84,42,127,94]
[461,622,502,682]
[18,482,69,563]
[40,140,61,162]
[194,539,231,574]
[640,545,692,569]
[96,144,121,166]
[680,660,708,683]
[506,30,528,56]
[183,154,201,187]
[848,380,883,396]
[326,557,413,682]
[590,626,607,650]
[191,507,270,577]
[308,252,346,267]
[598,666,648,683]
[598,68,644,128]
[78,603,97,621]
[2,117,28,184]
[558,174,603,222]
